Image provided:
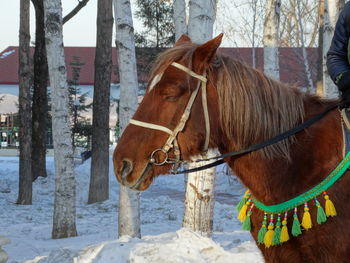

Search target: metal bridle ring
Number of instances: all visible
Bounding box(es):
[149,148,168,166]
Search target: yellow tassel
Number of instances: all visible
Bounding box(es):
[301,203,312,230]
[280,219,290,243]
[264,224,275,248]
[324,194,337,217]
[238,200,251,222]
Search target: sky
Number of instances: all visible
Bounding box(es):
[0,1,96,51]
[0,0,146,52]
[0,0,323,53]
[0,0,242,53]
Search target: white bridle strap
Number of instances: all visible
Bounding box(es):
[148,72,164,92]
[129,119,173,135]
[171,62,210,151]
[171,62,207,82]
[201,72,210,151]
[162,81,201,151]
[128,61,210,163]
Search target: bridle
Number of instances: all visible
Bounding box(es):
[129,62,210,169]
[129,62,349,176]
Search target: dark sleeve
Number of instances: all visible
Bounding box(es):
[326,2,350,83]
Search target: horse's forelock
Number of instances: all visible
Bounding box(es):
[147,43,199,91]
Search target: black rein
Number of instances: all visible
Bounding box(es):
[173,101,348,174]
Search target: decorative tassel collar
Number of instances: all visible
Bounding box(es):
[236,151,350,248]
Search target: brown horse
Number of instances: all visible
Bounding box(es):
[113,34,350,263]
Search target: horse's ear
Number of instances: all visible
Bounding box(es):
[175,35,192,46]
[193,33,223,67]
[174,35,192,46]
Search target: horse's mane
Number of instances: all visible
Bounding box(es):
[215,56,306,160]
[149,44,307,160]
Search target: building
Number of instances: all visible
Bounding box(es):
[0,46,318,96]
[0,113,18,148]
[0,46,319,147]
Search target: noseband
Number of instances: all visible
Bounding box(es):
[129,62,210,168]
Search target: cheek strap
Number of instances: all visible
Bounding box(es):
[129,61,210,165]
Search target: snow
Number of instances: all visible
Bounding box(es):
[0,155,263,263]
[25,230,261,263]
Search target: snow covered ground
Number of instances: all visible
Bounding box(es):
[0,155,263,263]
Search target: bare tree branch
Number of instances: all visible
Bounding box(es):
[296,0,314,91]
[63,0,90,24]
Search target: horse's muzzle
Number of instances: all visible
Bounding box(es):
[116,158,153,191]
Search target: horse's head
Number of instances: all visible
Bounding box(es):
[113,34,223,191]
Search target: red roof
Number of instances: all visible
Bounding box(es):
[0,46,318,87]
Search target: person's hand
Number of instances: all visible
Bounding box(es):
[337,70,350,102]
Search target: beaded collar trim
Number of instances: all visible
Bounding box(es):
[236,151,350,248]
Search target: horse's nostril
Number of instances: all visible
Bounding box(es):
[121,159,133,179]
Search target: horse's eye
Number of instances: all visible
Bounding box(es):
[165,96,178,102]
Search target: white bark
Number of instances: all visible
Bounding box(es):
[113,0,141,238]
[296,0,314,92]
[263,0,281,80]
[174,0,187,41]
[251,0,258,68]
[44,0,77,239]
[188,0,217,43]
[184,0,217,236]
[0,235,10,263]
[182,150,217,236]
[323,0,343,98]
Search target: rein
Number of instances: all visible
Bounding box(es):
[174,101,345,174]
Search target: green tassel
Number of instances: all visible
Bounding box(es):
[316,200,327,224]
[292,213,302,237]
[258,225,267,244]
[236,190,250,212]
[257,214,267,244]
[272,216,282,245]
[236,197,248,212]
[242,210,252,230]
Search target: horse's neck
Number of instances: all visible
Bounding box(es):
[225,103,343,205]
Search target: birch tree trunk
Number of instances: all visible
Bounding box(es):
[182,150,217,236]
[17,0,32,205]
[317,0,325,96]
[113,0,141,238]
[44,0,77,239]
[323,0,344,98]
[184,0,217,236]
[296,0,314,92]
[173,0,187,41]
[88,0,113,204]
[188,0,216,43]
[263,0,281,80]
